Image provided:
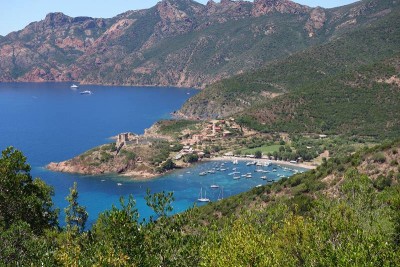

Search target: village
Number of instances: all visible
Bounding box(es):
[49,116,333,178]
[114,117,318,169]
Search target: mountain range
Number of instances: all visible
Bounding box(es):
[0,0,394,88]
[180,0,400,138]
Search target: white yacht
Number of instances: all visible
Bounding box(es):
[197,188,210,202]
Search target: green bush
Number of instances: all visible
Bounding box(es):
[372,152,386,163]
[183,154,199,163]
[160,159,176,172]
[373,175,392,191]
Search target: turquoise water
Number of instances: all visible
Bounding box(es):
[0,83,304,227]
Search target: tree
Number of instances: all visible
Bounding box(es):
[161,158,176,171]
[145,189,174,220]
[184,153,199,163]
[64,182,88,232]
[254,150,262,159]
[91,195,144,265]
[0,146,58,233]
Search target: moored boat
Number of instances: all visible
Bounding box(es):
[197,188,210,202]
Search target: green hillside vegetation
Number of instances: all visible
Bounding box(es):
[181,7,400,137]
[1,139,399,265]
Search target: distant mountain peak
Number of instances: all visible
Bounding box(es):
[252,0,310,16]
[44,12,72,27]
[156,0,192,22]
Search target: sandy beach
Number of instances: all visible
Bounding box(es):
[207,156,317,170]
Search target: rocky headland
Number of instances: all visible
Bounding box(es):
[47,118,326,179]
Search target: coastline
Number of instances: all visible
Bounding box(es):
[206,156,317,170]
[47,155,316,180]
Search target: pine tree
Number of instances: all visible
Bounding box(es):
[64,182,88,232]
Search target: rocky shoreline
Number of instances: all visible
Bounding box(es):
[46,119,320,179]
[47,154,316,180]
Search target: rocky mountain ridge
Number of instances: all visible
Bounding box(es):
[179,0,400,138]
[0,0,389,87]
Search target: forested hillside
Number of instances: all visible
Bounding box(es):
[180,3,400,137]
[1,139,399,265]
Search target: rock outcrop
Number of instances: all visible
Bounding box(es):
[305,7,327,37]
[252,0,310,16]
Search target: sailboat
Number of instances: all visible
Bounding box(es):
[197,188,210,202]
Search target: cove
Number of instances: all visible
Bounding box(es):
[0,82,304,227]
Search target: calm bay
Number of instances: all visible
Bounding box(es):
[0,82,302,226]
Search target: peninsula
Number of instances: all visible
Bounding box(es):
[47,118,363,179]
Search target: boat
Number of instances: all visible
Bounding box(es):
[233,175,241,180]
[256,184,262,188]
[117,183,122,186]
[80,90,92,95]
[264,161,272,167]
[199,172,207,176]
[261,176,267,180]
[197,188,210,202]
[246,173,252,178]
[210,177,219,189]
[232,159,238,165]
[70,84,79,89]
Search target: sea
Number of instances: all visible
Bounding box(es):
[0,82,305,227]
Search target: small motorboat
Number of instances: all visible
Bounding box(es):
[80,90,92,95]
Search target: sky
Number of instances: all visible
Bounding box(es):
[0,0,358,36]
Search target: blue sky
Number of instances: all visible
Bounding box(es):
[0,0,358,36]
